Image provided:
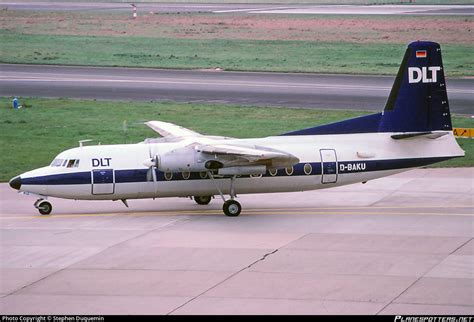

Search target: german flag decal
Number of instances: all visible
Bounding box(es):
[416,50,427,58]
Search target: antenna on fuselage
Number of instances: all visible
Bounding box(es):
[123,120,128,144]
[79,139,93,147]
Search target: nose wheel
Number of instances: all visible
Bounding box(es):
[34,199,52,215]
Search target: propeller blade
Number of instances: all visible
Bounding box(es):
[145,146,158,182]
[146,167,154,182]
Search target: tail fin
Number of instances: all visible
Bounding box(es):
[379,41,452,133]
[282,41,452,136]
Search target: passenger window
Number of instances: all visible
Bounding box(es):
[164,171,173,181]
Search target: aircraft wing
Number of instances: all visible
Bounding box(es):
[197,143,299,167]
[145,121,235,141]
[145,121,298,172]
[146,121,202,138]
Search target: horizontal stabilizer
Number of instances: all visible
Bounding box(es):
[391,131,449,140]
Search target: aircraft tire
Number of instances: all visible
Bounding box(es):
[194,195,212,205]
[37,201,52,215]
[223,200,241,217]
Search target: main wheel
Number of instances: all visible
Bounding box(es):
[223,200,241,217]
[37,200,52,215]
[194,195,212,205]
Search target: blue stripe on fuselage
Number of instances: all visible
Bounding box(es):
[20,156,454,186]
[22,171,91,186]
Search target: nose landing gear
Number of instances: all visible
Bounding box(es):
[34,199,52,215]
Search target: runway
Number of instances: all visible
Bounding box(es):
[0,168,472,315]
[1,64,473,114]
[1,2,473,16]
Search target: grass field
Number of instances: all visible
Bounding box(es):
[0,97,471,182]
[1,10,472,76]
[1,31,472,76]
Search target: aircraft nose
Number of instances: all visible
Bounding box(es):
[9,176,21,190]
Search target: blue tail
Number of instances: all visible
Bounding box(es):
[380,41,452,132]
[283,41,452,136]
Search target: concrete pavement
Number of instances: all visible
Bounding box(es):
[0,168,472,315]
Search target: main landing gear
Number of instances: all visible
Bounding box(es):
[222,199,241,217]
[193,195,212,205]
[193,193,241,216]
[34,199,52,215]
[209,172,242,217]
[194,173,242,216]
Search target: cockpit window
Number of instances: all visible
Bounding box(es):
[67,159,80,168]
[50,159,64,167]
[50,159,80,167]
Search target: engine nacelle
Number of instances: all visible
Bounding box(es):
[156,146,219,172]
[153,145,275,175]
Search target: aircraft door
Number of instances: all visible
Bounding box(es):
[91,169,115,195]
[320,149,338,184]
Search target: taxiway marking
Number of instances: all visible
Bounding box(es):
[2,205,472,220]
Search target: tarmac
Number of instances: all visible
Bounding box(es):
[0,168,473,315]
[1,64,473,114]
[1,2,473,16]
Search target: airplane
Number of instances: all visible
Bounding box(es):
[8,41,465,217]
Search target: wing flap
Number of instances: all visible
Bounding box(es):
[197,144,299,167]
[198,144,288,159]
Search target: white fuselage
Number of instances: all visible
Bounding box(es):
[17,132,464,201]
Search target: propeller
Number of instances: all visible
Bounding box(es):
[144,146,159,182]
